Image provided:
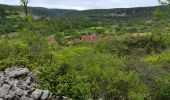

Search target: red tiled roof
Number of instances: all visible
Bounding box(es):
[81,35,101,42]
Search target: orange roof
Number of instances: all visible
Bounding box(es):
[81,35,101,42]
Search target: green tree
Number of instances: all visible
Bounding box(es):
[155,0,170,21]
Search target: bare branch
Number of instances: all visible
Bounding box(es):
[20,0,29,16]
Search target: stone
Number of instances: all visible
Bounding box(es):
[21,96,34,100]
[31,89,43,100]
[41,90,49,100]
[29,83,36,91]
[4,91,16,100]
[63,96,68,100]
[0,72,4,86]
[0,79,3,86]
[0,84,11,97]
[5,68,16,74]
[6,68,29,78]
[16,88,23,96]
[47,94,59,100]
[0,72,4,76]
[20,81,29,90]
[5,78,15,86]
[22,90,28,96]
[15,88,27,96]
[28,72,37,78]
[13,79,19,88]
[25,77,31,85]
[0,67,68,100]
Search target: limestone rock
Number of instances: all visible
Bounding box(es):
[5,68,29,78]
[41,90,49,100]
[0,84,11,98]
[0,67,68,100]
[31,89,43,100]
[4,91,16,99]
[16,88,23,96]
[21,96,34,100]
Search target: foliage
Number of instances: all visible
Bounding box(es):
[151,73,170,100]
[94,36,129,56]
[37,46,149,99]
[1,3,170,100]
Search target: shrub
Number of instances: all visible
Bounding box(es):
[151,73,170,100]
[0,39,29,70]
[37,46,148,99]
[125,35,167,54]
[94,36,129,56]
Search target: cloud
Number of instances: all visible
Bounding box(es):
[0,0,159,10]
[0,0,19,5]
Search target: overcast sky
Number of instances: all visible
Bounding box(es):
[0,0,160,10]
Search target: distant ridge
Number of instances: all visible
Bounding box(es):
[0,4,164,21]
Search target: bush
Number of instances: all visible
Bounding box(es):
[94,36,129,56]
[151,73,170,100]
[37,46,148,99]
[0,39,29,70]
[125,35,167,54]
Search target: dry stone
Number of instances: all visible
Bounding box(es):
[21,96,34,100]
[0,84,11,98]
[5,68,29,78]
[31,89,43,100]
[41,90,49,100]
[0,67,69,100]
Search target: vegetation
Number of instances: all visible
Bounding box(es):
[1,1,170,100]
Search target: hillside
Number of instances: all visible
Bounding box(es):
[0,4,161,21]
[1,1,170,100]
[0,4,77,18]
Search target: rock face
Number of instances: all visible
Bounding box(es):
[0,67,69,100]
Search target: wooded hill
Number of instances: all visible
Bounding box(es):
[0,4,163,21]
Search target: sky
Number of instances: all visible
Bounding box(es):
[0,0,160,10]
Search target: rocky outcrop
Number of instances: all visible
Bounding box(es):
[0,67,70,100]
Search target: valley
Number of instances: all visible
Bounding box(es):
[0,1,170,100]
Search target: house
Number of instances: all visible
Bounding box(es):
[81,34,102,43]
